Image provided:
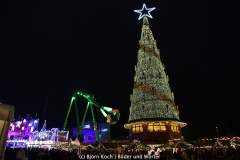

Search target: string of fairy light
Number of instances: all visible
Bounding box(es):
[128,15,180,122]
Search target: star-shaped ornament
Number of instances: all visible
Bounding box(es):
[134,4,156,20]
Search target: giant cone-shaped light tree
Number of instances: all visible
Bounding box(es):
[124,5,186,141]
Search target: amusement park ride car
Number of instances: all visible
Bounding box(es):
[62,91,120,141]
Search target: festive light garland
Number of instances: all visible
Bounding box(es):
[133,82,178,112]
[128,17,180,122]
[139,45,161,61]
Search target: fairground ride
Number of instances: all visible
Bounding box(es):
[62,91,120,141]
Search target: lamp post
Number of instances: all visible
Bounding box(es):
[216,127,219,139]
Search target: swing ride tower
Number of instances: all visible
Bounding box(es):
[62,91,120,142]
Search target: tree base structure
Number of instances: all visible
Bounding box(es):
[124,120,186,141]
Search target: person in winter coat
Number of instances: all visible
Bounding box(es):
[16,149,28,160]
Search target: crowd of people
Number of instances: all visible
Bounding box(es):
[3,145,240,160]
[4,147,80,160]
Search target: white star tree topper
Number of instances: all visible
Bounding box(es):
[134,4,156,20]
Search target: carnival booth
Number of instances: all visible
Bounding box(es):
[194,138,231,148]
[163,140,192,149]
[123,140,151,150]
[7,119,69,148]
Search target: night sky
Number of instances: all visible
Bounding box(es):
[0,0,240,141]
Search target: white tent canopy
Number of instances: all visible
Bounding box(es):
[0,103,15,160]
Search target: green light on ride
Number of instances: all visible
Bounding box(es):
[77,92,83,95]
[103,106,112,112]
[77,92,82,95]
[100,109,107,117]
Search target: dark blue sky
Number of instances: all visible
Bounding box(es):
[0,0,240,141]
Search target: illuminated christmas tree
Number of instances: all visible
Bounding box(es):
[125,4,186,141]
[128,16,179,122]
